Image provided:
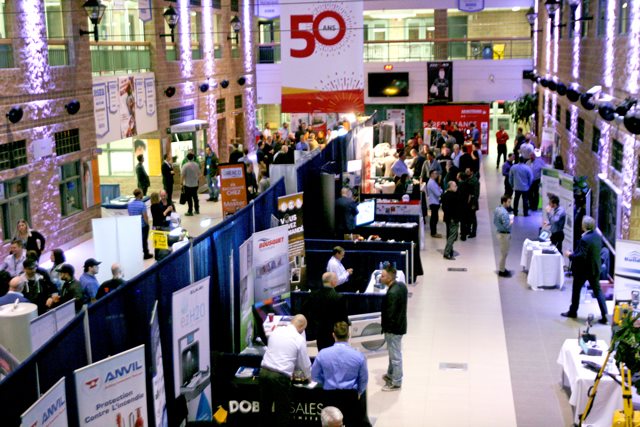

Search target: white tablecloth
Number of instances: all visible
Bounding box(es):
[364,270,406,294]
[527,250,565,289]
[557,339,622,427]
[520,238,554,271]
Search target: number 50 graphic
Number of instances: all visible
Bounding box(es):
[290,11,346,58]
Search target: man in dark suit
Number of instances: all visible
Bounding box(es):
[136,154,150,196]
[335,188,358,238]
[562,216,608,324]
[161,153,175,201]
[302,272,348,351]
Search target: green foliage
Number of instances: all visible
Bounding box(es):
[505,93,538,126]
[613,313,640,392]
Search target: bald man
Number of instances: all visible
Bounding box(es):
[260,314,312,427]
[302,272,349,351]
[96,263,126,299]
[0,276,30,306]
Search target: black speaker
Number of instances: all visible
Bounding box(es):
[580,93,596,110]
[65,100,80,115]
[548,80,557,91]
[199,83,209,93]
[237,77,246,86]
[540,78,550,88]
[6,106,23,124]
[624,109,640,135]
[566,87,581,102]
[556,82,567,96]
[220,80,229,89]
[165,86,176,97]
[522,70,535,80]
[598,102,616,121]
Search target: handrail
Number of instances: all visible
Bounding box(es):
[89,40,151,47]
[364,36,531,44]
[0,39,11,46]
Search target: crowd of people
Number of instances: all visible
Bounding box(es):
[0,219,127,314]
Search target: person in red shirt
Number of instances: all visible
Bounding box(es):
[495,125,509,168]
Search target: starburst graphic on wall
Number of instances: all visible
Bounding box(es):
[319,71,363,91]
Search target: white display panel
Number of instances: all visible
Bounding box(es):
[54,299,76,331]
[92,216,144,284]
[30,311,57,352]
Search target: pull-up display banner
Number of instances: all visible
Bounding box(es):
[280,0,364,113]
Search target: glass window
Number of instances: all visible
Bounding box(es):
[234,95,242,109]
[581,0,590,37]
[191,11,202,60]
[231,0,239,12]
[0,0,7,38]
[55,129,81,156]
[592,126,600,152]
[556,105,562,123]
[0,0,11,68]
[0,140,27,171]
[97,0,146,42]
[596,0,607,37]
[611,139,623,172]
[59,161,83,217]
[0,176,29,242]
[214,13,223,59]
[216,98,226,114]
[619,1,630,35]
[565,110,571,130]
[45,0,68,66]
[568,4,576,38]
[577,116,585,141]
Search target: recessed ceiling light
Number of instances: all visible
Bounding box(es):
[512,7,521,12]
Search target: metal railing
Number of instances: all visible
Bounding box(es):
[48,40,68,66]
[91,41,151,75]
[257,37,531,64]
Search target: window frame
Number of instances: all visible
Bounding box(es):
[59,161,83,217]
[0,175,30,242]
[611,138,624,172]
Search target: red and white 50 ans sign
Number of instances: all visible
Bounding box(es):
[290,11,346,57]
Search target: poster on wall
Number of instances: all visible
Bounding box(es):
[83,159,101,208]
[92,72,159,145]
[427,61,453,103]
[540,127,558,163]
[21,377,68,427]
[357,126,374,193]
[280,0,364,113]
[252,225,290,302]
[614,240,640,301]
[540,168,574,259]
[219,163,249,218]
[172,278,212,422]
[386,109,406,144]
[276,193,306,291]
[239,239,254,351]
[74,345,147,427]
[149,301,167,427]
[458,0,484,12]
[255,0,279,19]
[422,104,491,154]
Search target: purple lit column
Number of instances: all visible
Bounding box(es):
[202,0,218,152]
[242,0,256,152]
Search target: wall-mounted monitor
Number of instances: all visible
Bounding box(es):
[356,199,376,227]
[368,72,409,97]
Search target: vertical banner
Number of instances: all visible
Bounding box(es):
[540,168,575,260]
[252,225,290,302]
[614,240,640,301]
[149,302,167,427]
[119,76,137,138]
[172,278,211,422]
[74,345,147,427]
[21,378,68,427]
[219,164,249,218]
[281,0,364,113]
[276,193,306,291]
[139,0,152,22]
[427,61,453,102]
[386,109,406,145]
[238,239,254,351]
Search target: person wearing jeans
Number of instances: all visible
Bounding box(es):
[127,188,153,260]
[380,265,407,391]
[204,146,220,202]
[509,157,533,216]
[426,170,443,237]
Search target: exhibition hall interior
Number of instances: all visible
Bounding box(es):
[1,0,640,426]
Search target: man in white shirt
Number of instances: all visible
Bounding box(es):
[326,246,353,290]
[391,150,410,178]
[260,314,311,427]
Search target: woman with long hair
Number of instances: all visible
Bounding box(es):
[49,248,66,290]
[14,219,46,261]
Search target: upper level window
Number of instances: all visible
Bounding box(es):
[0,0,7,38]
[596,0,607,37]
[98,0,146,41]
[191,11,202,60]
[0,176,30,242]
[365,20,388,41]
[619,1,630,35]
[405,18,434,40]
[45,0,68,65]
[214,13,223,58]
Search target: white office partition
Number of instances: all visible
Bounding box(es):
[92,216,144,284]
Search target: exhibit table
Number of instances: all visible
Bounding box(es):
[520,238,554,271]
[101,195,151,217]
[364,270,406,294]
[556,339,629,427]
[527,249,565,290]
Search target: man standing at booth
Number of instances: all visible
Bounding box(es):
[562,216,608,324]
[161,153,175,201]
[128,188,153,260]
[136,154,150,196]
[260,314,311,427]
[544,194,566,252]
[335,188,358,238]
[380,264,407,392]
[181,152,200,216]
[327,246,353,291]
[303,272,348,351]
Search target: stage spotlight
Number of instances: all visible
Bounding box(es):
[566,87,581,102]
[580,93,596,110]
[200,83,209,93]
[220,80,229,89]
[624,105,640,135]
[165,86,176,97]
[548,80,557,91]
[237,77,246,86]
[540,78,550,88]
[597,101,616,121]
[615,98,638,117]
[6,106,23,124]
[556,82,567,96]
[65,100,80,115]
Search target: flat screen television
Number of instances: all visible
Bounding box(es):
[368,72,409,97]
[355,199,376,227]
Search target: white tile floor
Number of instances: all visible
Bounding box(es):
[365,168,517,426]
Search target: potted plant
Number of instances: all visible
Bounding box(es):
[613,313,640,392]
[505,93,538,127]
